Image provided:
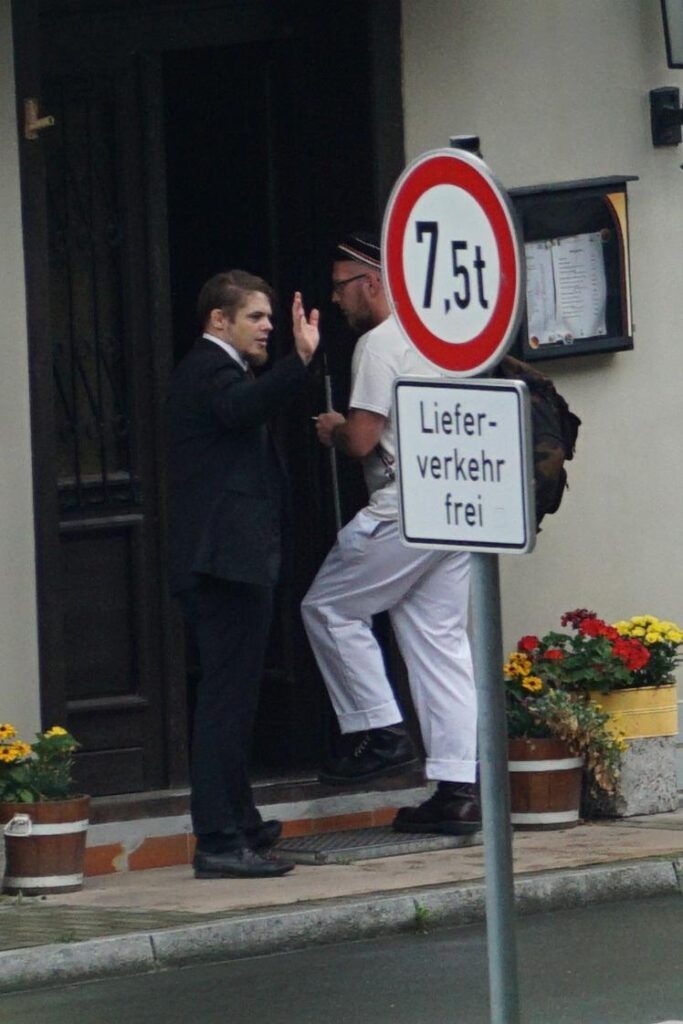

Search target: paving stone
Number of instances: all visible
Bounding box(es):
[0,902,225,950]
[621,807,683,831]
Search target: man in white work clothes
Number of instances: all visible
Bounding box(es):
[301,232,480,834]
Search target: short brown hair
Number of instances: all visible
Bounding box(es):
[197,270,275,328]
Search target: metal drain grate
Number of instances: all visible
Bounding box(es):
[275,826,482,864]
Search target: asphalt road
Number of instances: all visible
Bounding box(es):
[1,894,682,1023]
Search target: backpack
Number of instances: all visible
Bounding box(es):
[496,355,581,527]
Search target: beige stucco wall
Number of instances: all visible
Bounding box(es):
[0,2,42,739]
[401,0,683,775]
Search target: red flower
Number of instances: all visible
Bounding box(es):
[612,637,650,671]
[578,617,605,637]
[578,618,618,641]
[543,648,564,661]
[561,608,597,628]
[518,635,540,652]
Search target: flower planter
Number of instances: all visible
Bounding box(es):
[584,684,679,818]
[508,738,583,830]
[0,795,89,895]
[589,683,678,739]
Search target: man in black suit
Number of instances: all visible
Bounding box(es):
[166,270,319,878]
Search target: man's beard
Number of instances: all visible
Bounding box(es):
[345,309,375,333]
[245,348,269,368]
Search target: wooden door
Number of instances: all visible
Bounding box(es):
[14,3,180,795]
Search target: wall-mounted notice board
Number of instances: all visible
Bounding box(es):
[509,176,637,362]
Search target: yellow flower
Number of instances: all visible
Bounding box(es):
[630,616,648,627]
[612,621,631,636]
[44,726,67,738]
[503,653,533,678]
[667,630,683,644]
[644,632,662,644]
[631,627,645,637]
[522,675,543,692]
[0,724,17,740]
[0,741,30,763]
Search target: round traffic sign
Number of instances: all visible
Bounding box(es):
[382,148,524,377]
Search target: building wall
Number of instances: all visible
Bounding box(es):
[0,2,42,739]
[401,0,683,779]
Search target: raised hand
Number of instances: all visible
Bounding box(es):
[292,292,320,364]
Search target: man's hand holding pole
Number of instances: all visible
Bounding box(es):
[314,411,346,448]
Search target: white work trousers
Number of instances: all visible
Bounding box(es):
[302,510,477,783]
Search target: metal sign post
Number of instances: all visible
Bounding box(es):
[382,138,527,1023]
[470,552,520,1024]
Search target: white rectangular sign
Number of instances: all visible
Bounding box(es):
[394,377,535,553]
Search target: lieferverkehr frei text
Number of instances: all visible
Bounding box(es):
[416,399,505,528]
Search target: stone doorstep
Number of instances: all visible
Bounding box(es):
[83,783,435,876]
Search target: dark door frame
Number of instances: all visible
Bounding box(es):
[11,0,66,730]
[138,52,188,788]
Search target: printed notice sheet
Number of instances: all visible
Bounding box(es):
[525,232,607,348]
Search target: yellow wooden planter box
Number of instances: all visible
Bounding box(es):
[589,683,678,740]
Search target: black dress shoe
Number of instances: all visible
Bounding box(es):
[392,783,481,836]
[319,726,418,785]
[246,819,282,851]
[193,846,294,879]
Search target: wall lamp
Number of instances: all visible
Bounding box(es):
[651,1,683,145]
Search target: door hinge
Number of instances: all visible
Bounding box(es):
[24,98,55,141]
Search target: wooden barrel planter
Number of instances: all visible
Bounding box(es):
[0,795,89,895]
[508,738,583,830]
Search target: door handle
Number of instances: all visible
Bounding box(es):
[24,98,56,140]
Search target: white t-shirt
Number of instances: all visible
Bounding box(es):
[349,315,440,521]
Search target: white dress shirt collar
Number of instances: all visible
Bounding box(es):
[202,332,249,372]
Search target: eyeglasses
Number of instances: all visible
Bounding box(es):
[331,273,367,296]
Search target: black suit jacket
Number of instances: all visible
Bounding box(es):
[165,338,308,594]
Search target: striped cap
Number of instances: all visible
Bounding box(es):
[334,231,381,269]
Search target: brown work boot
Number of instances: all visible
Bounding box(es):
[392,782,481,835]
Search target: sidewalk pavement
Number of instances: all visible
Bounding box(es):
[1,809,682,994]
